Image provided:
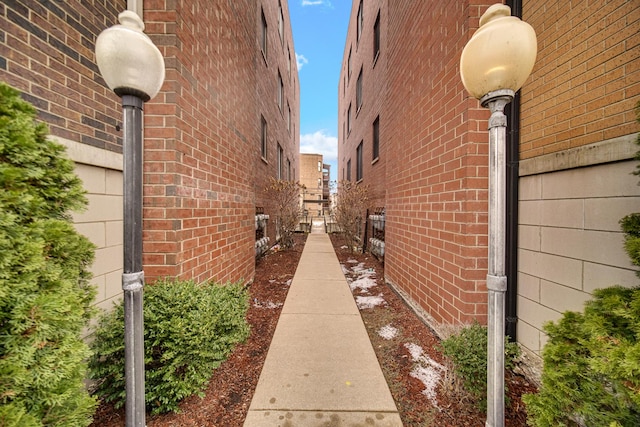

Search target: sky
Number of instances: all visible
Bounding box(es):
[288,0,352,183]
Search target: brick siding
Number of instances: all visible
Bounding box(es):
[520,0,639,159]
[1,1,299,300]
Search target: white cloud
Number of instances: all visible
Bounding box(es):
[296,53,308,70]
[302,0,327,6]
[300,130,337,162]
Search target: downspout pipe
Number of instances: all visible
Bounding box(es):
[505,0,521,342]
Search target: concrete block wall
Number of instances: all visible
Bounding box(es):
[60,137,125,311]
[517,143,640,356]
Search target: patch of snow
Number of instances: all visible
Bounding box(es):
[253,299,283,309]
[378,324,399,340]
[404,342,446,407]
[284,279,292,287]
[346,259,359,264]
[341,264,350,275]
[355,294,385,309]
[349,276,378,293]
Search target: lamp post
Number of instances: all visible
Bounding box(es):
[460,4,536,427]
[95,11,165,427]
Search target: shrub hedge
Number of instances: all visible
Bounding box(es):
[0,82,97,426]
[89,279,250,415]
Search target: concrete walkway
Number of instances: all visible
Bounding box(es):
[244,225,402,426]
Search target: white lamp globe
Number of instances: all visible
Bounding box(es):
[460,4,537,100]
[95,11,165,102]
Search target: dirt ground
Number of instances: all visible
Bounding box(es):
[91,232,537,426]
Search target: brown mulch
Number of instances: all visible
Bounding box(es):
[330,233,537,426]
[91,231,537,426]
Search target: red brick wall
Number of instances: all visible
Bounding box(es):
[339,0,494,325]
[384,0,493,324]
[0,1,124,152]
[143,0,299,284]
[339,0,387,209]
[1,1,300,287]
[520,0,639,159]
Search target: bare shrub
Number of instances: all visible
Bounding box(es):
[264,177,303,249]
[333,180,369,253]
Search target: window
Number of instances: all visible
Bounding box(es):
[277,70,283,111]
[287,46,291,76]
[261,9,267,59]
[373,11,380,62]
[356,141,363,181]
[287,102,291,132]
[278,2,284,45]
[317,160,321,172]
[347,159,352,181]
[356,0,363,42]
[356,68,363,111]
[317,178,321,188]
[277,143,283,179]
[287,158,291,181]
[347,47,352,79]
[261,115,267,159]
[347,103,352,134]
[372,116,380,160]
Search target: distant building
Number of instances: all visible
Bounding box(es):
[299,153,330,217]
[338,0,639,362]
[0,0,300,309]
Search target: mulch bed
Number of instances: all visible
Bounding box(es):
[330,233,537,426]
[91,231,537,426]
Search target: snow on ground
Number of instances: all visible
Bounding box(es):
[404,343,446,407]
[349,275,378,293]
[253,299,283,309]
[378,324,399,340]
[356,294,386,309]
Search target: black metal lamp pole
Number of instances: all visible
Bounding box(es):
[95,10,165,427]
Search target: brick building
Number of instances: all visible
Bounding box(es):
[0,0,299,310]
[339,0,639,361]
[299,153,330,217]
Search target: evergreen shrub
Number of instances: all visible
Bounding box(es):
[523,286,640,426]
[0,83,97,426]
[440,321,520,411]
[89,279,250,415]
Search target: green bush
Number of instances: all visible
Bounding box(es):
[0,83,97,425]
[440,321,520,411]
[89,279,250,415]
[621,213,640,276]
[523,286,640,427]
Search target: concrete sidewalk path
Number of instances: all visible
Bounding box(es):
[244,231,402,426]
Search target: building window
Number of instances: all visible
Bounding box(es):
[373,10,380,62]
[347,159,352,181]
[347,103,352,134]
[277,143,283,179]
[287,102,291,132]
[356,68,363,111]
[278,1,284,45]
[356,0,363,42]
[261,9,267,59]
[287,158,291,181]
[372,116,379,160]
[287,46,291,76]
[277,70,283,111]
[356,141,363,181]
[318,160,321,172]
[261,115,268,159]
[347,47,352,79]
